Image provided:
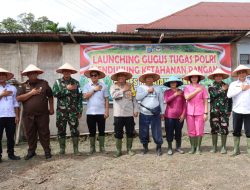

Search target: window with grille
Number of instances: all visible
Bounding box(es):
[240,54,250,65]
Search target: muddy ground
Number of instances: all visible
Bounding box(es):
[1,134,250,190]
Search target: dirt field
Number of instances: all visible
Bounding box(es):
[1,134,250,190]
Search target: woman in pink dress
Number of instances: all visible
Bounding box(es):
[183,70,208,154]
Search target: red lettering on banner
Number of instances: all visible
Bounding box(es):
[92,55,140,64]
[141,55,167,64]
[194,55,216,64]
[169,55,193,64]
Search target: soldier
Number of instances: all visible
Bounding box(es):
[136,70,164,156]
[16,64,54,160]
[110,69,139,157]
[208,68,232,154]
[53,63,83,155]
[227,65,250,156]
[0,68,21,162]
[83,67,109,155]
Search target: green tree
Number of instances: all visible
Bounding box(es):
[66,22,75,32]
[0,13,75,33]
[0,23,4,32]
[46,22,66,33]
[18,13,35,32]
[30,16,54,32]
[1,17,24,32]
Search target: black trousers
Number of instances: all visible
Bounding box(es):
[165,118,184,143]
[0,117,16,157]
[114,117,135,139]
[233,112,250,137]
[87,115,106,137]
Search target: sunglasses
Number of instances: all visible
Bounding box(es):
[90,74,98,77]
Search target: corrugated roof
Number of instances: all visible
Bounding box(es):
[140,2,250,30]
[116,24,144,33]
[0,30,246,43]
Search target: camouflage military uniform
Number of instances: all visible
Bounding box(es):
[208,81,232,135]
[53,77,83,138]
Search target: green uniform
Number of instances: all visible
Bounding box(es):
[208,81,232,135]
[53,77,83,138]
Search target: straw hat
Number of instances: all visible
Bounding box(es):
[163,76,183,87]
[111,69,132,81]
[183,70,205,81]
[208,68,229,80]
[56,63,78,74]
[231,65,250,77]
[22,64,44,76]
[84,66,106,79]
[139,70,160,83]
[0,67,14,80]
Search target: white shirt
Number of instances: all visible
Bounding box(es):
[83,81,109,115]
[227,78,250,114]
[0,84,19,117]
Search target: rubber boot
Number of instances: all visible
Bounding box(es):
[176,140,184,154]
[210,134,218,153]
[88,137,96,155]
[72,137,81,156]
[220,135,227,154]
[247,138,250,156]
[58,137,66,155]
[114,138,122,158]
[195,136,202,155]
[99,136,107,154]
[142,143,148,154]
[167,142,173,155]
[126,138,135,156]
[231,136,240,156]
[188,137,196,154]
[156,144,162,156]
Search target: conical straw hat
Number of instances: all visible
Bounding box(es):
[22,64,44,76]
[111,69,132,81]
[84,66,106,79]
[0,67,14,80]
[138,70,160,83]
[183,70,205,81]
[208,68,229,80]
[56,63,78,74]
[231,64,250,77]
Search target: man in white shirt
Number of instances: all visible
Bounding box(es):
[0,68,20,162]
[83,67,109,155]
[227,65,250,156]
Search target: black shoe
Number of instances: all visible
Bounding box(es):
[0,157,2,163]
[142,144,148,154]
[45,152,52,159]
[8,154,21,160]
[24,152,36,160]
[156,145,162,156]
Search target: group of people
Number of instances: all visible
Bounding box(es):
[0,63,250,162]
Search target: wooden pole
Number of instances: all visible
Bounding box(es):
[15,105,23,145]
[15,40,23,145]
